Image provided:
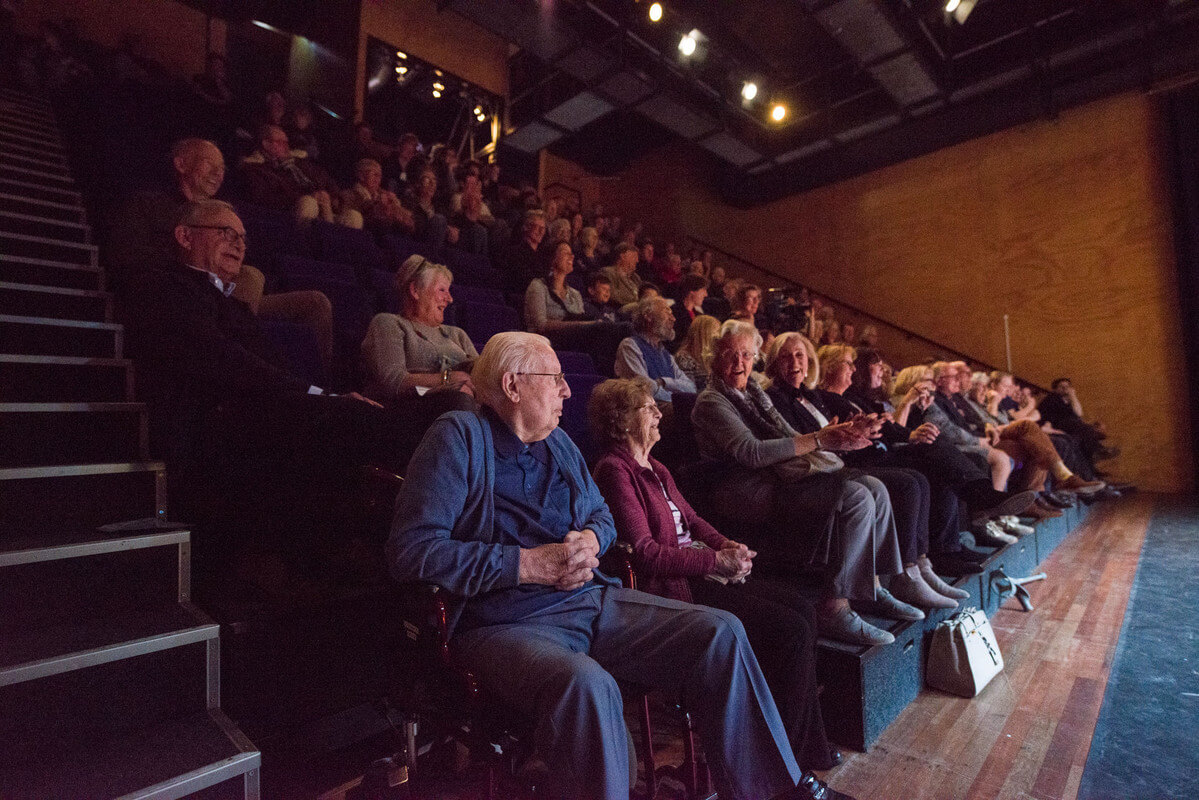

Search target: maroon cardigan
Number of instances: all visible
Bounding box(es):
[593,448,729,603]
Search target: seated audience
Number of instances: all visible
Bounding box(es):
[386,332,828,800]
[109,138,334,369]
[730,282,762,325]
[574,226,601,276]
[360,255,479,407]
[601,242,643,307]
[690,321,907,646]
[614,297,696,404]
[674,314,721,390]
[382,132,421,192]
[590,377,848,782]
[673,274,708,345]
[124,200,428,486]
[238,125,359,227]
[1038,377,1118,467]
[582,272,619,322]
[339,158,415,236]
[403,166,457,253]
[502,209,547,293]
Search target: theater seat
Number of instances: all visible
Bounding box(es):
[556,351,598,375]
[311,219,389,272]
[259,318,325,387]
[455,301,521,350]
[274,254,358,285]
[559,373,606,465]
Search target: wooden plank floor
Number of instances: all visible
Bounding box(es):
[821,495,1154,800]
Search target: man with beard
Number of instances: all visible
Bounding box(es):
[614,296,696,403]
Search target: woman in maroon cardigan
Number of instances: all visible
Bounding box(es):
[589,376,842,776]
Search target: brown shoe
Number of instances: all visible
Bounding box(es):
[1057,475,1106,495]
[1026,499,1063,519]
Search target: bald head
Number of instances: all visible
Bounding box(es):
[172,138,225,201]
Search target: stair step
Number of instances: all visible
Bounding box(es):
[0,708,260,800]
[0,313,122,357]
[0,126,64,152]
[0,161,74,186]
[0,176,80,204]
[0,191,85,223]
[0,96,55,121]
[0,281,110,321]
[0,461,165,537]
[0,209,89,242]
[0,526,189,567]
[0,255,103,290]
[0,602,216,687]
[0,402,146,467]
[0,354,131,401]
[0,134,66,159]
[0,230,96,265]
[0,114,58,137]
[0,148,68,172]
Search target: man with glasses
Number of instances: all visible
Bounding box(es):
[389,330,819,800]
[125,199,426,494]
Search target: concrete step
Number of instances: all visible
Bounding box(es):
[0,282,111,321]
[0,461,165,538]
[0,209,89,243]
[0,255,103,291]
[0,313,122,358]
[0,160,75,187]
[0,354,132,402]
[0,149,69,174]
[0,176,81,205]
[0,402,147,467]
[0,135,67,162]
[0,230,96,266]
[0,191,86,223]
[0,116,59,141]
[0,708,260,800]
[0,126,64,153]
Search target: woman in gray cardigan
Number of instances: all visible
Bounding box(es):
[690,321,907,647]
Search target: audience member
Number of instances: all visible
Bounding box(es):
[502,209,547,293]
[601,242,643,307]
[360,255,479,409]
[386,332,821,800]
[238,125,359,227]
[583,272,619,322]
[614,297,696,403]
[730,282,762,325]
[590,377,848,782]
[673,274,708,345]
[339,158,415,235]
[674,314,721,390]
[1038,377,1118,466]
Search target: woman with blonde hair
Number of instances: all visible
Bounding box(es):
[674,313,721,390]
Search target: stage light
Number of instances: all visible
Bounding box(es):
[474,105,483,115]
[771,103,786,122]
[945,0,961,11]
[398,66,407,75]
[741,81,758,101]
[396,51,407,59]
[476,113,486,122]
[433,82,445,91]
[432,90,442,98]
[434,69,444,77]
[678,32,696,57]
[649,3,662,22]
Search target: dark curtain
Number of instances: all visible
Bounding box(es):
[1163,85,1199,492]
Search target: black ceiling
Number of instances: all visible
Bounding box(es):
[441,0,1199,205]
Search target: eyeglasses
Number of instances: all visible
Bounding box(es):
[515,371,567,386]
[188,225,247,246]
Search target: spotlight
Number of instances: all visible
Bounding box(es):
[741,81,758,101]
[476,113,486,122]
[945,0,961,11]
[433,82,445,91]
[678,32,696,57]
[771,103,786,122]
[432,90,442,98]
[473,105,483,115]
[398,66,407,75]
[395,51,407,59]
[434,69,444,77]
[649,2,662,22]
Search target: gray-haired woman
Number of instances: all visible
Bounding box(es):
[690,321,908,646]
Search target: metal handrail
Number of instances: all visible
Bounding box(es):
[686,233,1050,393]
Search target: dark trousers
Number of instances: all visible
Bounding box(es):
[688,576,835,771]
[860,466,930,563]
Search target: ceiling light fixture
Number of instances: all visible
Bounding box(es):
[771,103,786,122]
[678,32,697,57]
[433,82,445,91]
[649,3,663,22]
[741,81,758,101]
[432,90,442,98]
[395,51,407,59]
[945,0,961,11]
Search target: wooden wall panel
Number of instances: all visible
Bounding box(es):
[543,92,1191,492]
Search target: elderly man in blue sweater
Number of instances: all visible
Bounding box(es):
[614,295,697,403]
[387,331,845,800]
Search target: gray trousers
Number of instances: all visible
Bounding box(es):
[832,473,903,602]
[451,586,801,800]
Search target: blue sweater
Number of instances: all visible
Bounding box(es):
[386,410,619,635]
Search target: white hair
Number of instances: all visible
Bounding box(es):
[713,319,762,358]
[473,331,554,408]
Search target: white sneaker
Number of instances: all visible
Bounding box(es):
[998,515,1035,537]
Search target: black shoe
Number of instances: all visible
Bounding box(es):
[1040,491,1075,509]
[791,771,857,800]
[930,554,984,576]
[956,547,988,562]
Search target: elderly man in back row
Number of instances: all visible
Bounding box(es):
[387,331,836,800]
[614,295,696,404]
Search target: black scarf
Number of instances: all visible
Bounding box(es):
[710,374,796,441]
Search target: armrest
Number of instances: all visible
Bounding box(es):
[599,540,638,590]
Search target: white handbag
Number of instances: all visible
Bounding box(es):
[926,607,1004,697]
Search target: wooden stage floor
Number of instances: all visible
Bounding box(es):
[821,494,1153,800]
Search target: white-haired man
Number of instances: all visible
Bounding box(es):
[387,331,845,800]
[613,295,696,403]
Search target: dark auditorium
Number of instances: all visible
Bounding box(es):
[6,0,1199,798]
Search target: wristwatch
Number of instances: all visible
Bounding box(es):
[441,369,450,386]
[814,432,823,450]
